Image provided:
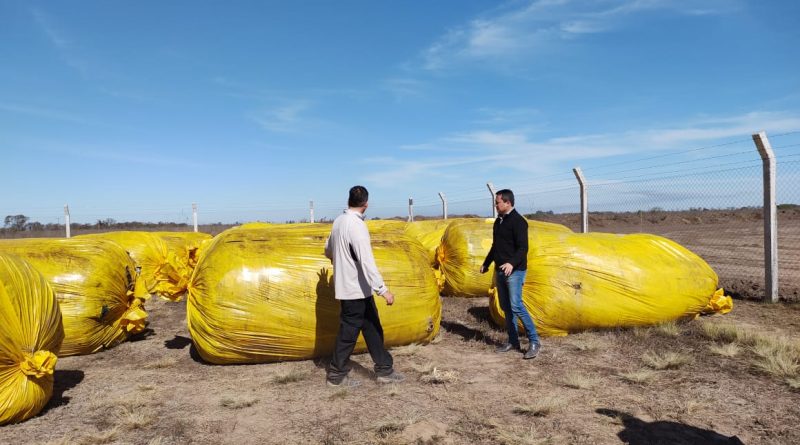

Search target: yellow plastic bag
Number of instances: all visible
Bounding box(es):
[187,223,441,364]
[76,231,186,301]
[0,238,148,356]
[488,232,733,336]
[435,218,572,297]
[0,253,64,425]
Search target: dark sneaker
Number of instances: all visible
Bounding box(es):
[524,343,541,360]
[376,371,405,384]
[326,376,361,388]
[495,343,520,353]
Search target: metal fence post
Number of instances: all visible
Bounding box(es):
[487,182,497,218]
[753,131,779,303]
[192,203,198,232]
[408,197,414,222]
[438,192,447,220]
[573,167,588,233]
[64,205,71,238]
[309,200,315,223]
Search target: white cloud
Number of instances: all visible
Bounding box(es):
[30,8,90,75]
[422,0,741,70]
[249,101,312,133]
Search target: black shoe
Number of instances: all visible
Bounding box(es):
[524,343,541,360]
[495,343,520,353]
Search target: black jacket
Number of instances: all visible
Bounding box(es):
[482,208,528,271]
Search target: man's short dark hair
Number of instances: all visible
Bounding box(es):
[348,185,369,207]
[496,189,515,206]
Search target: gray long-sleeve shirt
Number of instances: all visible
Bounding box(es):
[324,209,388,300]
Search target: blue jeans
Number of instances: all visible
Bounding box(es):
[496,269,539,347]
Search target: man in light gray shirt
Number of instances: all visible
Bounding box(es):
[324,185,405,387]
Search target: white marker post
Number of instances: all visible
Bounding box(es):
[573,167,588,233]
[64,205,71,238]
[438,192,448,220]
[753,131,778,303]
[192,203,198,233]
[310,200,315,223]
[408,197,414,222]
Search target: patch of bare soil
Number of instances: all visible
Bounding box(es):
[4,295,800,445]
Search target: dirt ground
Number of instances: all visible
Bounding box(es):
[3,294,800,445]
[3,209,800,444]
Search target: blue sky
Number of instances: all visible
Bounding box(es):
[2,0,799,224]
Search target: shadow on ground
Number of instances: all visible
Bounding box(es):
[41,369,85,414]
[596,408,745,445]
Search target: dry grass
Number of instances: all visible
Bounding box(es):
[708,343,740,357]
[143,357,179,369]
[618,369,657,385]
[494,427,554,445]
[419,367,459,384]
[137,384,156,392]
[561,372,595,390]
[374,421,406,438]
[751,337,800,378]
[642,351,693,370]
[567,334,603,352]
[219,396,259,409]
[272,369,308,384]
[328,389,349,400]
[512,397,565,417]
[430,331,445,344]
[113,406,155,430]
[700,321,800,381]
[654,321,682,337]
[787,377,800,390]
[392,343,423,356]
[700,322,752,344]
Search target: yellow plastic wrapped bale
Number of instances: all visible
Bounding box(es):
[76,231,185,301]
[404,219,460,266]
[435,218,572,297]
[0,238,148,356]
[0,253,64,425]
[488,232,733,337]
[187,223,441,364]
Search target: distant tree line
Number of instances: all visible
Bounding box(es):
[1,214,201,235]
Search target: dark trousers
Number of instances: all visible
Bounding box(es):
[327,296,393,383]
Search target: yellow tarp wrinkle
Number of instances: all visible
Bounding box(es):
[487,232,732,336]
[0,238,148,356]
[0,253,64,425]
[187,223,441,364]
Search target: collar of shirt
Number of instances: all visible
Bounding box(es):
[498,207,515,223]
[345,208,366,220]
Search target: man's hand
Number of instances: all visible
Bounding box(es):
[500,263,514,276]
[382,291,395,306]
[479,265,488,274]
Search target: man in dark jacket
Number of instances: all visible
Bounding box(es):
[480,189,541,359]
